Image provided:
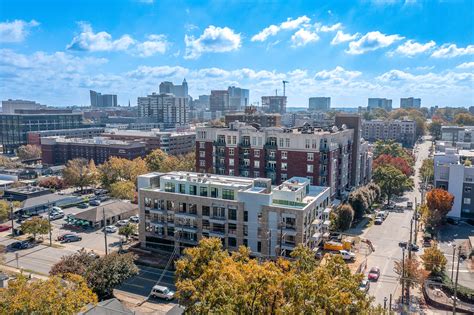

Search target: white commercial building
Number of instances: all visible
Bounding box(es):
[138,93,189,128]
[1,99,46,114]
[138,172,331,257]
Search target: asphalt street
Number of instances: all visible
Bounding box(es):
[365,138,431,305]
[117,264,176,297]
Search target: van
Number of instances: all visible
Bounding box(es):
[150,285,175,300]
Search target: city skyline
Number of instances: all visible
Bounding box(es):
[0,0,473,108]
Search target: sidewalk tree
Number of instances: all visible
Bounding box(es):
[21,217,50,241]
[109,181,135,201]
[348,190,368,219]
[425,188,454,226]
[0,201,9,222]
[428,119,443,140]
[421,242,447,274]
[63,158,98,193]
[335,204,354,231]
[50,249,98,276]
[0,274,97,314]
[373,154,413,176]
[367,183,381,203]
[373,165,413,204]
[394,256,429,290]
[118,224,137,241]
[176,238,373,314]
[16,144,41,161]
[419,158,434,183]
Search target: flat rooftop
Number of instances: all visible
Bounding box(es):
[159,171,257,189]
[104,128,195,137]
[47,136,143,146]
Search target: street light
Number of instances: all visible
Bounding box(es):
[384,297,387,311]
[451,243,456,280]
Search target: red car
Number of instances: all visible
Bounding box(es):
[368,267,381,281]
[0,225,11,232]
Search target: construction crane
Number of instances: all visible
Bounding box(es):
[282,80,289,96]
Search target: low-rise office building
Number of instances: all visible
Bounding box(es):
[434,148,474,219]
[27,127,106,146]
[41,136,147,165]
[138,172,331,257]
[362,119,416,147]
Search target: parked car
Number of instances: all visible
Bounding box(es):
[339,250,356,261]
[446,217,459,225]
[129,215,139,223]
[116,219,129,227]
[409,243,419,252]
[89,199,101,206]
[368,267,381,281]
[49,212,65,220]
[359,279,370,293]
[0,225,11,232]
[61,234,82,243]
[57,233,77,241]
[407,201,413,209]
[105,225,117,233]
[374,218,384,225]
[9,240,33,250]
[150,285,175,301]
[51,207,63,214]
[77,203,88,209]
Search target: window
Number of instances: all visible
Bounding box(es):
[199,160,205,167]
[200,142,206,149]
[229,148,234,156]
[269,151,276,158]
[227,135,231,144]
[232,136,237,144]
[307,153,314,161]
[213,206,225,218]
[199,151,205,158]
[202,219,210,230]
[244,211,248,222]
[229,159,234,166]
[211,187,218,198]
[254,171,260,177]
[164,182,175,192]
[200,187,208,197]
[281,173,288,181]
[464,198,471,205]
[228,237,237,247]
[254,149,260,157]
[305,139,310,149]
[307,164,314,173]
[229,169,235,176]
[179,184,185,194]
[285,138,290,147]
[228,207,237,220]
[243,238,248,246]
[312,139,317,149]
[202,206,210,216]
[281,151,287,159]
[223,189,235,200]
[189,185,197,195]
[254,160,260,168]
[279,138,284,147]
[281,162,287,170]
[465,187,471,193]
[257,241,261,253]
[252,137,257,146]
[243,225,248,236]
[258,137,262,146]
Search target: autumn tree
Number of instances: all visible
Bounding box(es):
[421,242,447,274]
[145,149,168,172]
[0,274,97,314]
[454,112,474,126]
[373,165,413,204]
[16,144,41,161]
[373,154,413,176]
[394,256,429,298]
[335,204,354,231]
[99,157,148,188]
[109,181,136,201]
[176,238,373,314]
[373,140,414,165]
[63,158,98,193]
[21,217,50,241]
[0,200,9,223]
[425,188,454,227]
[38,176,66,191]
[119,224,137,241]
[50,249,98,276]
[145,149,195,173]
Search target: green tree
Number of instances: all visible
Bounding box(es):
[99,157,148,189]
[0,274,97,314]
[176,238,373,314]
[348,190,368,219]
[145,149,168,172]
[109,181,136,201]
[428,120,443,140]
[118,224,137,241]
[421,242,447,274]
[21,217,50,240]
[0,200,10,223]
[335,204,354,231]
[373,165,413,204]
[16,144,41,161]
[454,112,474,126]
[63,158,98,193]
[419,158,434,183]
[367,183,381,203]
[50,249,98,276]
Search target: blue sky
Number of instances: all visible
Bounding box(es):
[0,0,473,108]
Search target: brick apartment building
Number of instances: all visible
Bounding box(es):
[195,120,371,198]
[41,137,147,165]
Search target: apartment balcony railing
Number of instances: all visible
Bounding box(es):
[214,140,226,147]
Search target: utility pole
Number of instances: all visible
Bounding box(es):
[414,197,418,243]
[9,197,14,234]
[451,244,456,280]
[401,247,406,305]
[452,245,461,315]
[102,208,108,255]
[47,201,52,246]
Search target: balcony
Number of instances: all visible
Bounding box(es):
[148,207,166,214]
[179,237,198,245]
[266,154,276,161]
[240,141,251,148]
[176,225,198,233]
[175,212,197,219]
[209,230,225,238]
[265,166,277,172]
[264,143,277,149]
[209,216,226,223]
[214,140,226,147]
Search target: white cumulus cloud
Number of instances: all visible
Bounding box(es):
[67,22,135,51]
[135,34,169,57]
[431,44,474,58]
[318,23,342,32]
[0,19,39,43]
[251,16,310,42]
[456,62,474,69]
[346,31,404,55]
[331,30,359,45]
[314,66,362,82]
[184,25,241,59]
[391,39,436,56]
[291,29,319,47]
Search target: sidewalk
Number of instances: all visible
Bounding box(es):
[0,264,49,280]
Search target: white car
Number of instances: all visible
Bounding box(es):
[51,207,64,215]
[116,219,129,226]
[339,250,356,261]
[105,225,118,233]
[129,215,139,223]
[150,285,175,300]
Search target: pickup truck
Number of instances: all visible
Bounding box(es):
[339,250,356,261]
